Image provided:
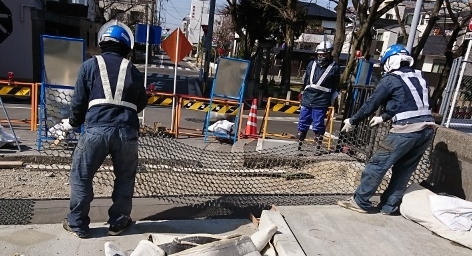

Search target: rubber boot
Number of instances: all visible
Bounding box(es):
[297,131,307,156]
[314,134,324,156]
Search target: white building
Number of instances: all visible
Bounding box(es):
[186,0,224,45]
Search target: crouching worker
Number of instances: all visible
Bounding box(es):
[298,41,340,155]
[338,44,436,215]
[61,21,148,238]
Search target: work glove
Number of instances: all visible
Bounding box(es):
[298,91,303,101]
[60,119,77,132]
[369,116,384,127]
[341,118,354,133]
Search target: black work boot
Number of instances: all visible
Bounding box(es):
[297,131,307,156]
[314,134,325,156]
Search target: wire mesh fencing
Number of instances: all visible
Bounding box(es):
[4,87,437,209]
[443,55,472,134]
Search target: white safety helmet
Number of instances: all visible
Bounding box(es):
[316,41,334,54]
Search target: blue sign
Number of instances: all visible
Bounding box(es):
[135,24,162,44]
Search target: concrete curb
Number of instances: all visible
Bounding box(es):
[258,209,306,256]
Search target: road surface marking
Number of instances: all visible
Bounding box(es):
[242,115,298,121]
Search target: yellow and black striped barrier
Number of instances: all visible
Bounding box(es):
[146,93,239,115]
[260,97,334,149]
[270,103,301,114]
[0,85,31,97]
[147,95,174,106]
[182,100,239,115]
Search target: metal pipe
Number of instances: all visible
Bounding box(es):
[406,0,423,52]
[203,0,216,86]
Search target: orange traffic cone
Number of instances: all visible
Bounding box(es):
[243,99,258,138]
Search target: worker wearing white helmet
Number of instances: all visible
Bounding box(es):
[298,41,341,155]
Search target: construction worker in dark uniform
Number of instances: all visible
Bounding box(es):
[298,41,340,155]
[338,44,436,215]
[61,21,148,238]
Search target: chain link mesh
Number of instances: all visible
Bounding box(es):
[25,87,437,208]
[443,56,472,133]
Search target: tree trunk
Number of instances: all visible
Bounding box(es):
[341,36,361,84]
[394,4,408,44]
[333,0,348,62]
[281,26,294,93]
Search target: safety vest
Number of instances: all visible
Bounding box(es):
[88,55,138,111]
[390,70,432,122]
[304,61,335,93]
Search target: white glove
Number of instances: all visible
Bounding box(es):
[60,119,76,132]
[341,118,354,133]
[369,116,384,127]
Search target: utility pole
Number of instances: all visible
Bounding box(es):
[203,0,216,89]
[406,0,423,52]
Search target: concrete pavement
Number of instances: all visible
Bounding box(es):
[0,219,257,256]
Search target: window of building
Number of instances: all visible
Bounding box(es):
[376,32,384,41]
[420,15,425,25]
[405,14,413,25]
[432,61,445,73]
[110,9,125,20]
[130,11,142,22]
[386,14,393,20]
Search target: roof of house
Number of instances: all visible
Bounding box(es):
[297,1,337,20]
[373,18,400,29]
[420,35,451,56]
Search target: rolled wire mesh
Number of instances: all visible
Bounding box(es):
[23,87,435,208]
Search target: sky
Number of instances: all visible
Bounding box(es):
[160,0,334,31]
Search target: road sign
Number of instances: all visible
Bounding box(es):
[161,28,193,64]
[465,32,472,41]
[201,25,208,36]
[135,24,162,44]
[0,0,13,44]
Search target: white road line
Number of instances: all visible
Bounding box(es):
[242,115,298,121]
[3,106,31,109]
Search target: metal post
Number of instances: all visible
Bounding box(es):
[406,0,423,52]
[446,41,472,128]
[203,0,216,86]
[171,28,180,132]
[141,0,151,126]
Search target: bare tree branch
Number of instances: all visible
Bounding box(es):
[394,4,408,44]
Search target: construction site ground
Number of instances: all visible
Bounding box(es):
[0,111,470,255]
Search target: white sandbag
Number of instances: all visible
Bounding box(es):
[170,235,261,256]
[208,120,234,134]
[104,241,127,256]
[400,183,472,249]
[130,240,165,256]
[0,125,20,148]
[250,224,277,251]
[429,194,472,232]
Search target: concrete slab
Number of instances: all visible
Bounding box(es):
[277,205,471,256]
[0,219,257,256]
[256,138,298,154]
